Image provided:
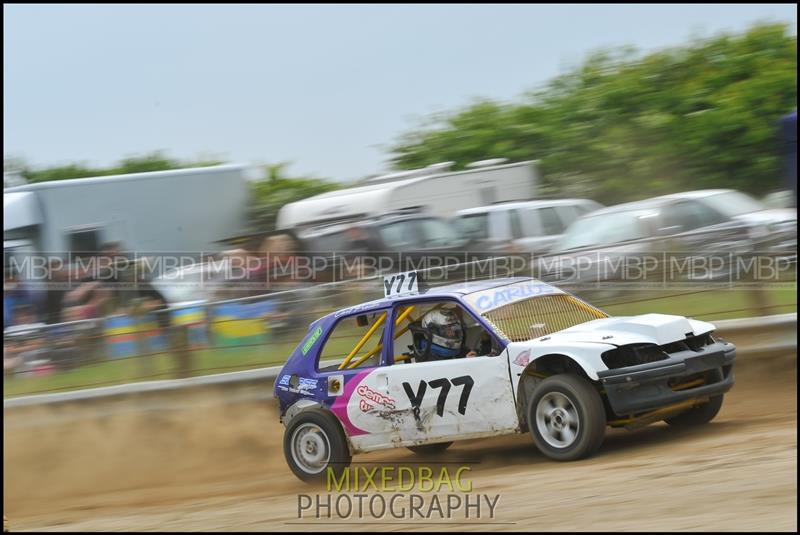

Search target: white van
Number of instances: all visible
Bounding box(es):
[454,198,603,254]
[3,164,251,257]
[276,160,539,231]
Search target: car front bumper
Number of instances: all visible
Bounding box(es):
[597,341,736,416]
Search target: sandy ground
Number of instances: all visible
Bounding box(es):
[3,358,797,532]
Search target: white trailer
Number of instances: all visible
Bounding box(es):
[276,160,539,230]
[3,164,252,258]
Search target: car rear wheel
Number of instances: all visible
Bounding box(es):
[664,395,724,427]
[407,442,453,456]
[284,409,351,483]
[527,374,606,461]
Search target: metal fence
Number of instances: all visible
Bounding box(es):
[4,255,797,397]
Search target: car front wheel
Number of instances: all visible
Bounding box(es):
[527,374,606,461]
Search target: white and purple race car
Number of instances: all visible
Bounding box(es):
[275,274,736,481]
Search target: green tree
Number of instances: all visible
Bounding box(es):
[390,23,797,204]
[248,163,341,232]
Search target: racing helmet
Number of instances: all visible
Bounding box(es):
[414,307,465,359]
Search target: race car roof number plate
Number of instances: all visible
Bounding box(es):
[384,271,419,298]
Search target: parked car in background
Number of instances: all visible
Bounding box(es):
[297,211,476,255]
[454,199,604,255]
[541,194,754,287]
[763,190,797,210]
[283,212,482,307]
[149,259,229,309]
[660,190,796,254]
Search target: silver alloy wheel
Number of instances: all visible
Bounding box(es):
[291,423,331,474]
[536,391,580,448]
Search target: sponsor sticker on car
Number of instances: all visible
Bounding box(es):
[302,326,323,355]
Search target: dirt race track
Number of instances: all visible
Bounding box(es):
[4,358,797,532]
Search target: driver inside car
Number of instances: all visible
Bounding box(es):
[407,306,498,362]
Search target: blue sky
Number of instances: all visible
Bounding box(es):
[3,4,797,181]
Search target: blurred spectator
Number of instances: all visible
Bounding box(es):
[224,232,305,297]
[4,268,36,328]
[213,248,251,300]
[42,260,70,324]
[7,304,40,328]
[239,233,308,336]
[132,280,170,330]
[114,254,170,329]
[101,241,123,258]
[57,242,135,320]
[50,302,103,371]
[344,225,373,253]
[4,304,47,376]
[94,242,128,314]
[63,280,112,320]
[342,224,373,281]
[261,232,305,287]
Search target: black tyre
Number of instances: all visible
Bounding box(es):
[407,441,453,456]
[527,374,606,461]
[283,409,351,483]
[664,395,724,427]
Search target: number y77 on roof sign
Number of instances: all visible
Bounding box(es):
[383,271,420,298]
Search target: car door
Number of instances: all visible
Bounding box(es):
[379,301,519,447]
[456,211,506,252]
[381,355,519,446]
[658,200,751,282]
[517,206,565,255]
[660,200,750,254]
